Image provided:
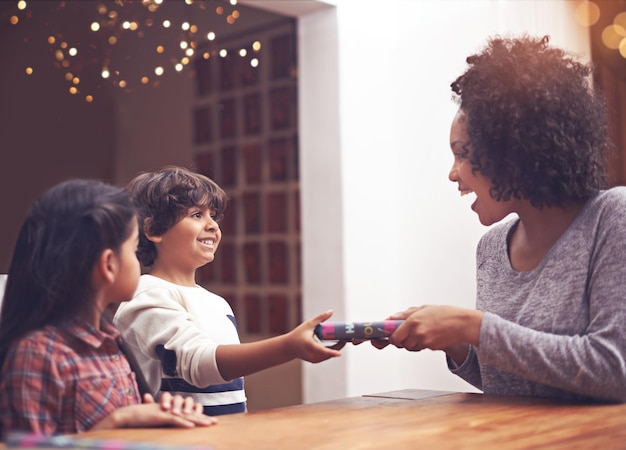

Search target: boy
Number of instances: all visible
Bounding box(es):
[114,166,341,415]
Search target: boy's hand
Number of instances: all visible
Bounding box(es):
[288,310,343,362]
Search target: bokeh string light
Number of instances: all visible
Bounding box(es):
[576,0,626,59]
[7,0,253,102]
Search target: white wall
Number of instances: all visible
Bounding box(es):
[295,0,590,403]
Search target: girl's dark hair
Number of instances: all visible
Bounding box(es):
[0,179,136,366]
[127,166,228,267]
[451,35,610,208]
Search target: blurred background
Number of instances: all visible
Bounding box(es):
[1,0,624,412]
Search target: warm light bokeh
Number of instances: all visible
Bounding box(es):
[575,0,600,27]
[6,0,253,102]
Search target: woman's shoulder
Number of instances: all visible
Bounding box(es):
[599,186,626,203]
[583,187,626,220]
[568,187,626,241]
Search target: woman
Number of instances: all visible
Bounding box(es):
[377,35,626,403]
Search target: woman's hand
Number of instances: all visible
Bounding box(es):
[92,393,217,430]
[371,305,482,355]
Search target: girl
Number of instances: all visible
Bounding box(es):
[0,179,217,435]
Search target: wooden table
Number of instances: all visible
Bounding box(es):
[7,389,626,449]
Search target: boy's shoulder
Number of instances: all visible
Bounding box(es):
[117,274,227,312]
[119,274,187,309]
[136,273,171,291]
[135,274,215,298]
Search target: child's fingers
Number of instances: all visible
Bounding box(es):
[182,396,196,414]
[309,309,333,325]
[169,394,186,414]
[158,392,173,411]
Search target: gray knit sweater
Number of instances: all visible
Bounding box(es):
[449,187,626,402]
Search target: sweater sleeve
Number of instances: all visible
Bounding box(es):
[114,284,228,390]
[446,345,483,391]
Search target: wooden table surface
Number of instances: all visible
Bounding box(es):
[63,389,626,449]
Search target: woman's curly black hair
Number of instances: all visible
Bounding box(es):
[127,166,229,267]
[451,35,610,208]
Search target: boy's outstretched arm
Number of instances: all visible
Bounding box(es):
[215,310,342,381]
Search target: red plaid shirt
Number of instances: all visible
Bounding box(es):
[0,318,141,434]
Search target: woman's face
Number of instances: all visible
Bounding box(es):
[448,110,513,226]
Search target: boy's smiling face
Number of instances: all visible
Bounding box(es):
[150,205,222,277]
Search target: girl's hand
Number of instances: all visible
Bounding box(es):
[287,310,343,362]
[151,392,204,416]
[93,393,217,430]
